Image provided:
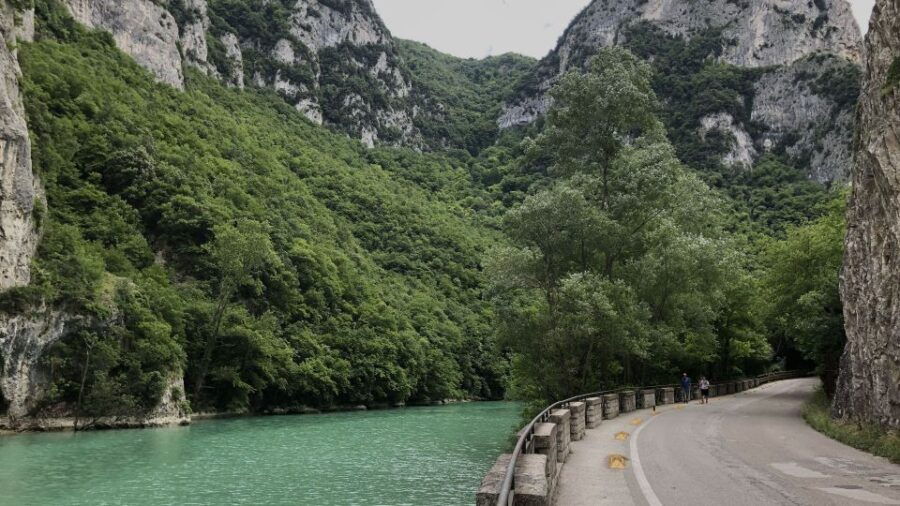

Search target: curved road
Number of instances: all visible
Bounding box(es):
[556,378,900,505]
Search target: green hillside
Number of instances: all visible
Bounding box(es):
[7,2,506,415]
[398,39,536,154]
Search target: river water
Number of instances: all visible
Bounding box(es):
[0,402,520,505]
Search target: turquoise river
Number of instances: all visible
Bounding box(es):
[0,402,520,505]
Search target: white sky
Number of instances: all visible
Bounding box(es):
[372,0,877,59]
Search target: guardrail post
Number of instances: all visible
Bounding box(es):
[641,389,656,409]
[585,397,602,429]
[569,402,586,441]
[549,409,571,463]
[533,423,559,495]
[619,390,636,412]
[602,393,619,419]
[476,454,512,506]
[512,454,550,506]
[659,387,674,404]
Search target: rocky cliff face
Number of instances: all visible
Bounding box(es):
[0,0,188,430]
[62,0,186,89]
[834,0,900,429]
[56,0,420,147]
[500,0,863,182]
[0,1,40,290]
[0,309,72,422]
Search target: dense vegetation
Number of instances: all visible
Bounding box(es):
[487,50,772,403]
[804,388,900,464]
[5,0,507,418]
[0,1,853,423]
[396,40,536,154]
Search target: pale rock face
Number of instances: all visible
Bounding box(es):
[0,2,40,290]
[55,0,418,147]
[498,95,552,130]
[549,0,859,76]
[289,0,389,51]
[751,56,858,182]
[180,0,217,76]
[699,113,756,167]
[62,0,185,89]
[0,310,71,420]
[273,38,297,65]
[834,0,900,429]
[221,32,245,89]
[296,98,324,125]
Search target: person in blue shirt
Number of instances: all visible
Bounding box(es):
[680,373,692,403]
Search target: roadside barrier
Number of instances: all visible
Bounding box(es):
[477,370,804,506]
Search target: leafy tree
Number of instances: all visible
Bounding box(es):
[757,193,846,394]
[192,219,279,398]
[488,49,769,404]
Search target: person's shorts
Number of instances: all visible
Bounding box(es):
[701,389,709,397]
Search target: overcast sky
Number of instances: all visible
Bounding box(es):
[372,0,877,59]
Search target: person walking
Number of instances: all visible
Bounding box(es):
[680,373,692,403]
[699,376,710,404]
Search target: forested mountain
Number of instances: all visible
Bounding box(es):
[0,0,863,429]
[500,0,863,184]
[0,0,509,427]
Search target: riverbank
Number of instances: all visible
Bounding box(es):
[803,388,900,464]
[0,398,479,435]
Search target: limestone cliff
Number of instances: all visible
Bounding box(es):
[0,1,40,290]
[57,0,420,147]
[834,0,900,429]
[0,0,188,430]
[62,0,186,89]
[500,0,863,182]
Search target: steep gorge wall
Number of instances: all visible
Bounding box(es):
[834,0,900,429]
[0,0,187,429]
[0,1,40,290]
[500,0,863,182]
[55,0,420,147]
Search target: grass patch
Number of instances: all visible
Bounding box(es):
[803,388,900,464]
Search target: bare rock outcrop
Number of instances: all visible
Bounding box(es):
[0,1,40,290]
[62,0,185,89]
[834,0,900,429]
[179,0,217,77]
[0,309,72,422]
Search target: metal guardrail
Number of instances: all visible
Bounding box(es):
[494,370,804,505]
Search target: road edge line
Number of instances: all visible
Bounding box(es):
[630,410,664,506]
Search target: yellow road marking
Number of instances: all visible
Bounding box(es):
[615,431,630,440]
[608,454,629,469]
[630,418,643,425]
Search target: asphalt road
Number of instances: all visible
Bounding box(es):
[555,377,900,505]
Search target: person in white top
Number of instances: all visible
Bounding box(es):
[699,377,710,404]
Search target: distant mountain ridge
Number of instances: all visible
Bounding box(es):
[499,0,864,182]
